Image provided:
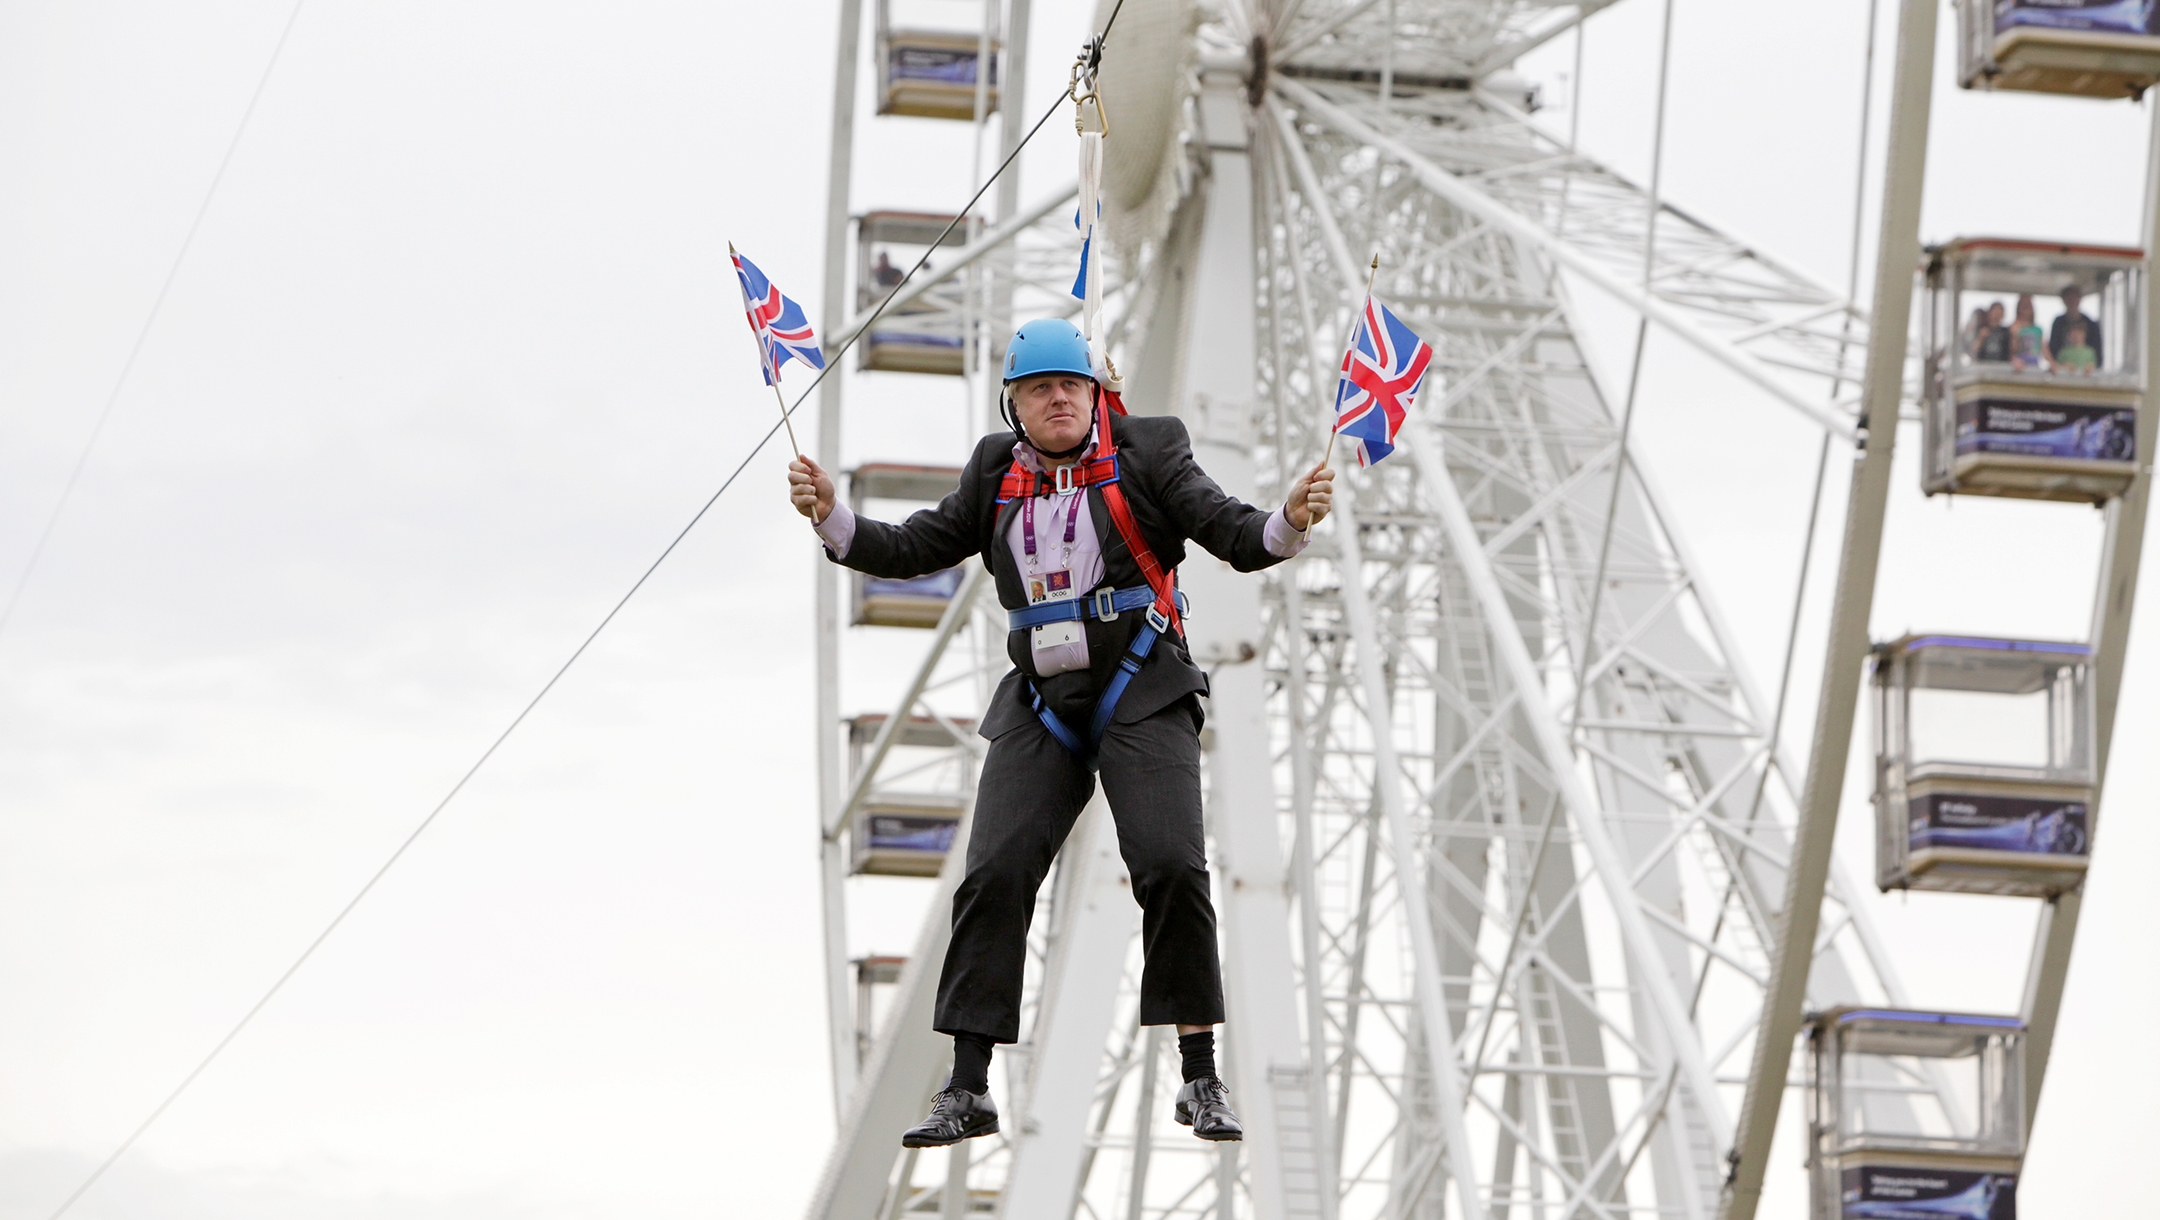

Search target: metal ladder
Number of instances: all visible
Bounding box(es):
[1267,1063,1329,1219]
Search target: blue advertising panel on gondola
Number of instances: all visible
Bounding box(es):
[890,42,995,88]
[1960,2,2160,97]
[1955,399,2136,460]
[863,567,964,603]
[866,813,959,855]
[1909,793,2088,856]
[867,328,966,358]
[1995,0,2158,36]
[1841,1166,2015,1219]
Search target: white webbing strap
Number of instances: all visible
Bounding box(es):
[1076,130,1104,342]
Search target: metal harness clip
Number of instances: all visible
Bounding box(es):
[1092,586,1120,622]
[1068,36,1111,137]
[1055,463,1077,495]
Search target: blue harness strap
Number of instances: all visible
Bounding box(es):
[1026,604,1172,771]
[1005,393,1186,766]
[1008,585,1185,630]
[1027,684,1091,758]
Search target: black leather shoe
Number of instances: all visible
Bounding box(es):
[902,1086,1001,1148]
[1174,1075,1244,1141]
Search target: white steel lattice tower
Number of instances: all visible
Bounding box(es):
[808,2,1950,1217]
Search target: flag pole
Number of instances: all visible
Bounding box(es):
[768,374,803,461]
[1320,252,1382,472]
[730,241,804,460]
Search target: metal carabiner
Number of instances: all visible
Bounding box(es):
[1068,37,1111,137]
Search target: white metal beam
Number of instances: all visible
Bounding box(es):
[1619,435,1915,1018]
[1273,90,1734,1151]
[1178,67,1332,1220]
[1331,481,1488,1220]
[826,569,989,838]
[1717,0,1939,1214]
[1273,0,1390,63]
[2020,96,2160,1130]
[815,0,865,1120]
[1468,0,1625,77]
[1403,420,1734,1142]
[1275,77,1859,441]
[805,815,975,1220]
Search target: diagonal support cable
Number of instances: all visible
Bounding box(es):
[0,0,311,642]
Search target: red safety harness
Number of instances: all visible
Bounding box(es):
[995,387,1183,766]
[995,388,1182,636]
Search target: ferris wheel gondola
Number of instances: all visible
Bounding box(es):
[1921,238,2145,502]
[1957,0,2160,98]
[875,0,1001,120]
[1871,635,2097,897]
[1806,1008,2028,1220]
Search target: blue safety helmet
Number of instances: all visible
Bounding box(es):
[999,319,1099,452]
[1003,318,1094,384]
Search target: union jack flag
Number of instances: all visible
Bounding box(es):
[1331,296,1432,467]
[731,247,826,385]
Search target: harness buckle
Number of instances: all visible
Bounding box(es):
[1092,586,1120,622]
[1146,604,1171,634]
[1055,463,1077,495]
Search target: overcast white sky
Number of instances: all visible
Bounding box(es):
[1,1,2155,1217]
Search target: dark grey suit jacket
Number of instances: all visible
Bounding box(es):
[829,411,1290,739]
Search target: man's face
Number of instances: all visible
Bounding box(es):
[1011,373,1093,453]
[2063,287,2084,314]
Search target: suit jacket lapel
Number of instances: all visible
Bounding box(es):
[987,493,1028,608]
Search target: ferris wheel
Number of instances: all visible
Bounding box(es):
[798,2,2160,1219]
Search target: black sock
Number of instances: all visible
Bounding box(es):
[1178,1030,1216,1083]
[950,1032,994,1095]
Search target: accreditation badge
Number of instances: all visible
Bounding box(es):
[1029,569,1081,649]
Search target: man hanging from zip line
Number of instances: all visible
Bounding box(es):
[786,317,1334,1147]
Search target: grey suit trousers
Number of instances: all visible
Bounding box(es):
[932,695,1225,1043]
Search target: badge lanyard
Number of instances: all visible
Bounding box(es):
[1021,486,1081,574]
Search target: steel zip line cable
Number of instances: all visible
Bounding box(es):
[38,415,778,1220]
[41,5,1133,1215]
[0,0,310,642]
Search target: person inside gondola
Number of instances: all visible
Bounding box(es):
[2050,284,2103,367]
[1961,306,1989,360]
[1972,301,2011,364]
[2058,320,2098,373]
[2010,294,2050,371]
[874,251,904,289]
